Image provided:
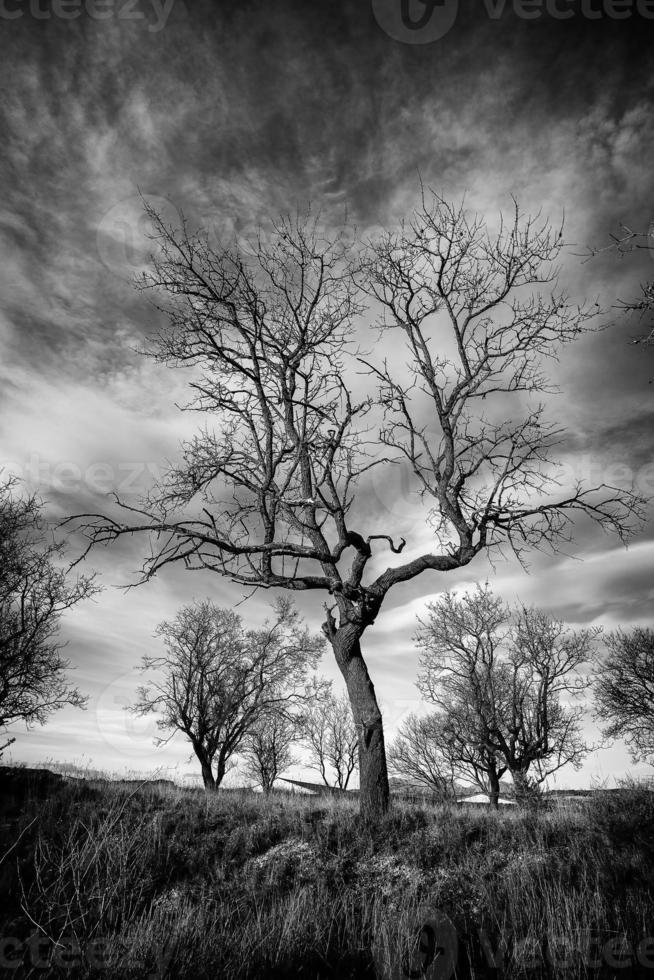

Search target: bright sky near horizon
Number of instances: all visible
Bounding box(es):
[1,0,653,790]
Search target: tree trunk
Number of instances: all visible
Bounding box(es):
[488,770,500,809]
[193,746,216,790]
[511,767,538,808]
[332,625,390,821]
[200,759,215,789]
[214,752,227,788]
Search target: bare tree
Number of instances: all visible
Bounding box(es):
[301,686,358,790]
[242,711,298,794]
[389,708,509,805]
[387,712,457,799]
[0,478,95,755]
[594,627,654,763]
[133,597,323,789]
[417,584,597,805]
[438,705,509,806]
[70,193,641,817]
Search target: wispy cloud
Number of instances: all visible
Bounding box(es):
[1,0,652,785]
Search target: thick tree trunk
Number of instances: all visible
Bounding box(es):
[193,745,216,790]
[488,770,500,809]
[511,767,537,808]
[332,625,390,820]
[200,759,215,789]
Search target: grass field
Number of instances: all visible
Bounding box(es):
[1,768,653,979]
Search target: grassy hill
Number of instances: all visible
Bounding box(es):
[1,767,654,978]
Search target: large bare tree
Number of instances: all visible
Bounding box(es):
[71,193,641,817]
[417,584,598,804]
[0,478,95,755]
[133,597,323,788]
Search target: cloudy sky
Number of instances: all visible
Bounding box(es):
[1,0,653,789]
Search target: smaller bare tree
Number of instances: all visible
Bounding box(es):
[0,478,95,755]
[417,584,597,805]
[387,712,457,800]
[388,708,508,805]
[439,705,509,806]
[594,627,654,763]
[301,685,358,790]
[133,596,324,788]
[242,712,298,794]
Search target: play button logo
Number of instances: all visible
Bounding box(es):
[374,906,458,980]
[372,0,459,43]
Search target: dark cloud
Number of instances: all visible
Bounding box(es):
[1,0,652,784]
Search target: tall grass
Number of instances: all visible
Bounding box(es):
[1,773,653,978]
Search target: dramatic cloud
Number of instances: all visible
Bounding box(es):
[1,0,652,786]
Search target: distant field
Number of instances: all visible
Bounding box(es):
[1,767,653,979]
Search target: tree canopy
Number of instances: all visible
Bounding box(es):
[70,193,643,816]
[0,478,95,755]
[133,596,324,788]
[594,627,654,763]
[417,584,598,803]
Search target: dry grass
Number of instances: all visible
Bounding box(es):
[1,772,653,978]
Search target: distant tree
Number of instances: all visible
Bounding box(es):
[242,712,298,794]
[133,597,324,789]
[594,627,654,763]
[438,704,509,807]
[387,712,457,799]
[301,686,358,790]
[388,707,508,807]
[0,478,95,755]
[71,194,642,818]
[417,584,597,805]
